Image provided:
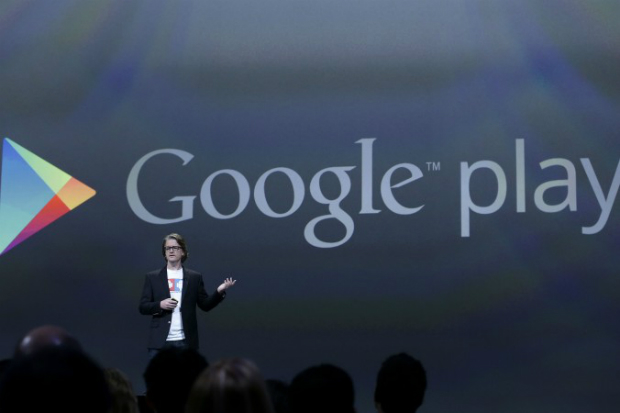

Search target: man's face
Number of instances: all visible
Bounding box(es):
[164,239,184,264]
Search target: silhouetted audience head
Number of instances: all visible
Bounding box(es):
[374,353,426,413]
[185,357,274,413]
[105,367,140,413]
[14,324,82,357]
[288,363,355,413]
[0,346,111,413]
[0,358,12,379]
[143,347,208,413]
[266,379,290,413]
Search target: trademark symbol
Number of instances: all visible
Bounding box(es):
[426,162,441,172]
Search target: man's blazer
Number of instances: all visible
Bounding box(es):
[139,266,225,350]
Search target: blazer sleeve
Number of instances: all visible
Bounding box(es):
[195,273,225,312]
[139,274,163,315]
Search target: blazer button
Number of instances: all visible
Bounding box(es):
[168,321,171,324]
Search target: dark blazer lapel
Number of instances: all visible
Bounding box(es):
[181,267,190,306]
[159,267,171,299]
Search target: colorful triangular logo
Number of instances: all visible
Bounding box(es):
[0,138,96,256]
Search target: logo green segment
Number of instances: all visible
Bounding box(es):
[0,138,96,255]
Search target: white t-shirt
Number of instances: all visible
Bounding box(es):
[166,268,185,341]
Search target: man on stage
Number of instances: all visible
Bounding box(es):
[139,233,236,358]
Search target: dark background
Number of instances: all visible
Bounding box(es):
[1,1,619,412]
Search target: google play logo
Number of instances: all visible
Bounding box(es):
[0,138,96,256]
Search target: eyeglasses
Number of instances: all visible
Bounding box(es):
[164,246,182,252]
